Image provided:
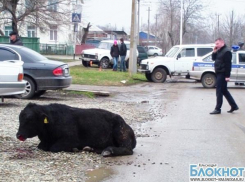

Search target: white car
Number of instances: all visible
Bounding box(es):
[81,40,133,69]
[145,46,163,56]
[0,47,26,99]
[189,50,245,88]
[138,44,214,83]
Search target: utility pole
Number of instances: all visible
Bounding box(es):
[129,0,137,75]
[137,0,140,45]
[155,14,158,46]
[147,7,151,46]
[229,10,234,47]
[180,0,183,45]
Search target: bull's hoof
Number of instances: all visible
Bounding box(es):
[82,146,94,152]
[101,150,112,157]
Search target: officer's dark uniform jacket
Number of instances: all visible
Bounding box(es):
[211,45,232,78]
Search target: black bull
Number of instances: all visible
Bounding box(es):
[16,103,136,157]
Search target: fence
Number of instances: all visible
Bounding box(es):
[40,44,74,55]
[0,36,40,52]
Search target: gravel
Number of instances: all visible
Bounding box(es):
[0,91,153,181]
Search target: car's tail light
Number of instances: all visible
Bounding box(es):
[53,67,63,76]
[18,73,23,81]
[192,66,194,71]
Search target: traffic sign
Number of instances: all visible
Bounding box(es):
[72,13,81,23]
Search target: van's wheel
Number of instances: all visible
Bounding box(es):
[15,76,36,99]
[100,58,110,69]
[82,60,89,67]
[145,73,152,82]
[151,68,167,83]
[201,73,216,88]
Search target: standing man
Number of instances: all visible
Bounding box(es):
[119,38,127,72]
[110,40,120,71]
[210,38,238,114]
[9,31,23,45]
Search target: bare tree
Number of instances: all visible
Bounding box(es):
[0,0,75,36]
[157,0,206,48]
[81,22,91,43]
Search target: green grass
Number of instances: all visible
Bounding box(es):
[70,65,147,86]
[63,90,95,98]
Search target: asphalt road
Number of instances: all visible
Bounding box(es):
[98,82,245,182]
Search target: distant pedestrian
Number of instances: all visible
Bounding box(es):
[210,38,239,114]
[110,40,120,71]
[119,38,127,72]
[9,31,23,46]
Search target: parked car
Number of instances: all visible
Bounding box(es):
[0,44,72,99]
[137,45,148,65]
[81,40,138,69]
[189,50,245,88]
[145,46,163,56]
[0,47,26,99]
[138,44,214,83]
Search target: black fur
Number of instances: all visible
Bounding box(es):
[16,103,136,157]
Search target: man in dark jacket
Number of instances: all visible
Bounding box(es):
[119,38,127,72]
[210,38,238,114]
[9,31,23,46]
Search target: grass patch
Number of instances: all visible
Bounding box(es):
[70,65,147,86]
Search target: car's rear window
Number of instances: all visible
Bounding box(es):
[11,46,48,62]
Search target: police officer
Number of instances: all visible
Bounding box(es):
[210,38,238,114]
[9,31,23,45]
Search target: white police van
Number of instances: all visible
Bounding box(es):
[189,46,245,88]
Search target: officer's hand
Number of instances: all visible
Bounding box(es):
[213,46,218,53]
[225,77,230,82]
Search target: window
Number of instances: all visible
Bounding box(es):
[203,55,213,62]
[4,26,12,36]
[48,0,58,11]
[0,49,18,61]
[137,47,146,53]
[180,48,195,57]
[197,48,213,57]
[25,0,35,9]
[165,47,179,57]
[27,26,36,37]
[232,53,237,64]
[239,53,245,63]
[50,26,57,41]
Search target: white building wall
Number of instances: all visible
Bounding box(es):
[1,0,84,45]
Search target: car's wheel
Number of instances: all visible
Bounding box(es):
[100,58,110,69]
[145,73,152,82]
[15,76,36,99]
[151,68,167,83]
[201,73,216,88]
[82,60,89,67]
[34,90,46,98]
[153,53,158,57]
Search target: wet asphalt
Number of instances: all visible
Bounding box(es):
[95,81,245,182]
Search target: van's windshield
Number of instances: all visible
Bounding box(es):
[165,47,179,57]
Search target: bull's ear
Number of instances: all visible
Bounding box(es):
[41,113,49,124]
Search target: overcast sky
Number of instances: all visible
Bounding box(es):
[82,0,245,33]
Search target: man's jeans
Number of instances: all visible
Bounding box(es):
[120,56,126,71]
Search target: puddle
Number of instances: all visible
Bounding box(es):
[85,167,114,182]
